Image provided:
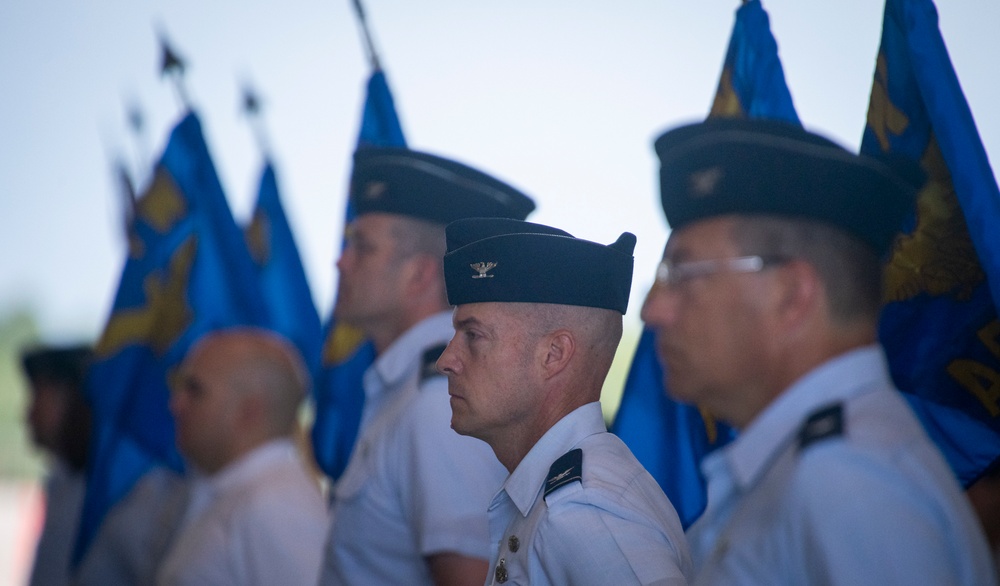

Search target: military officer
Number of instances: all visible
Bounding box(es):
[438,218,692,585]
[318,148,535,586]
[641,118,997,585]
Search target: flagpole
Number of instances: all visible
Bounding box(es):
[241,81,273,158]
[98,118,137,239]
[350,0,382,70]
[124,97,152,181]
[157,30,191,110]
[114,156,137,237]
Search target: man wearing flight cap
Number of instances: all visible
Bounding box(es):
[641,118,996,585]
[318,147,535,586]
[437,218,692,585]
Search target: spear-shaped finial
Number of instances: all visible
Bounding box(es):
[350,0,382,70]
[241,80,272,157]
[157,28,191,109]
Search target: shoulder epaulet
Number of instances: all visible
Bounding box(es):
[544,448,582,500]
[798,403,844,450]
[419,344,447,385]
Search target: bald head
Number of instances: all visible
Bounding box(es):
[203,328,309,430]
[171,328,309,473]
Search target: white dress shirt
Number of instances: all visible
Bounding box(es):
[486,402,692,585]
[319,311,508,585]
[688,345,997,585]
[156,439,328,586]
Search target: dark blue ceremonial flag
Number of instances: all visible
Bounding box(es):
[76,111,270,562]
[707,0,800,124]
[612,0,798,529]
[861,0,1000,485]
[246,162,322,370]
[312,70,407,479]
[613,330,737,529]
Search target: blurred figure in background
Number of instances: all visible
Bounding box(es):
[643,118,995,585]
[155,327,328,586]
[21,344,93,586]
[318,148,535,586]
[968,464,1000,575]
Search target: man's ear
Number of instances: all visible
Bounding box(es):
[773,259,822,328]
[236,388,268,428]
[540,330,575,380]
[402,253,442,296]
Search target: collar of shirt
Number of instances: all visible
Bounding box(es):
[704,344,891,493]
[500,402,605,517]
[363,311,454,405]
[205,438,298,496]
[178,438,299,531]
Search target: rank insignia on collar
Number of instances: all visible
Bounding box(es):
[798,403,844,450]
[470,261,497,279]
[544,448,582,500]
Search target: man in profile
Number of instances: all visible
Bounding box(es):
[21,344,92,586]
[318,148,535,586]
[156,327,327,586]
[437,217,691,585]
[641,117,995,584]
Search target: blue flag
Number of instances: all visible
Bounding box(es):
[77,111,270,562]
[245,162,322,370]
[707,0,800,125]
[612,0,799,529]
[312,70,407,479]
[861,0,1000,486]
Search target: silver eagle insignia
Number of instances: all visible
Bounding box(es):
[547,467,574,485]
[470,262,497,279]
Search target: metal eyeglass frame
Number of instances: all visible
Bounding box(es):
[654,255,788,288]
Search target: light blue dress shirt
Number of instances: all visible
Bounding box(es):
[688,345,997,585]
[156,439,328,586]
[319,311,508,585]
[486,402,692,585]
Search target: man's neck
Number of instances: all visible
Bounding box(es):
[491,395,592,473]
[370,306,449,355]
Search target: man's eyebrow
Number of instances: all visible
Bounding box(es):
[453,316,482,330]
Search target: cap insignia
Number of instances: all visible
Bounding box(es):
[689,167,723,198]
[470,261,497,279]
[364,180,388,199]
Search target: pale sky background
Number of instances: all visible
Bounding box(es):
[1,0,998,344]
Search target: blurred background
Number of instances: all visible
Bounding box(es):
[1,1,998,582]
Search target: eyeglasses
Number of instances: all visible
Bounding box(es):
[655,255,787,288]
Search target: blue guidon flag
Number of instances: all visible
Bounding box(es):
[862,0,1000,486]
[612,0,799,529]
[77,111,270,563]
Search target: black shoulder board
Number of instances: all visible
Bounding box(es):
[544,448,582,500]
[420,344,447,385]
[798,403,844,450]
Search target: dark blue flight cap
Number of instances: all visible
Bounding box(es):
[21,345,92,387]
[350,147,536,224]
[653,118,923,255]
[443,218,636,314]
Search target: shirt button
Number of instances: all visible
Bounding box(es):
[508,535,519,553]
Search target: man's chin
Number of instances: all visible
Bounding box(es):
[663,375,696,405]
[450,418,469,436]
[449,413,475,438]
